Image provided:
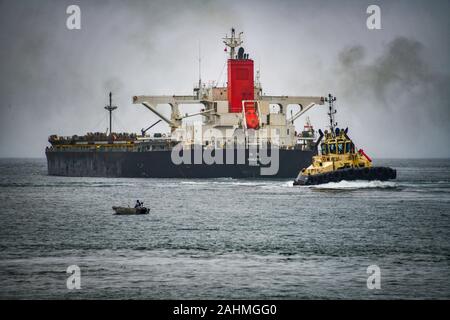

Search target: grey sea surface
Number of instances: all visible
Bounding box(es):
[0,158,449,299]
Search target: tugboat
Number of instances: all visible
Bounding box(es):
[293,94,396,186]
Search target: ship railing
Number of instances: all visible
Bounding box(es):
[49,133,138,144]
[296,137,314,141]
[47,144,135,152]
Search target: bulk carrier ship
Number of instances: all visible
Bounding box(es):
[46,29,325,178]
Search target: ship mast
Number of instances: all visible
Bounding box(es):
[104,92,118,136]
[223,27,243,59]
[325,93,337,135]
[198,41,202,89]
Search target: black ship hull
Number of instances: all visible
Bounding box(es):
[293,166,397,185]
[46,149,315,178]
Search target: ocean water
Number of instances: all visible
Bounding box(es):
[0,158,449,299]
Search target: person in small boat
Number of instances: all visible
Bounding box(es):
[135,200,142,208]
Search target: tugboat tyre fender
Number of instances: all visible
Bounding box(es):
[347,169,355,180]
[362,167,370,178]
[315,175,322,185]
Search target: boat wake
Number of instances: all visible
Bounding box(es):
[311,180,397,190]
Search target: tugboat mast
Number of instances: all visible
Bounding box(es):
[325,93,337,135]
[104,92,118,136]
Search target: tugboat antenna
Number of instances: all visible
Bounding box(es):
[325,93,337,134]
[105,92,118,136]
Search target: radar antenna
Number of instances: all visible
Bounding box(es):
[105,92,118,136]
[223,27,243,59]
[198,41,202,89]
[255,69,261,88]
[325,93,337,135]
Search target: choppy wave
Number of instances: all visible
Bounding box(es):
[180,180,271,187]
[312,180,397,190]
[0,181,137,188]
[1,158,450,299]
[260,181,294,189]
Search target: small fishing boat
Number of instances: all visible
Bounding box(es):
[112,206,150,215]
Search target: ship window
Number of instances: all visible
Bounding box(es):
[329,143,336,154]
[345,142,351,153]
[338,142,344,154]
[321,143,328,155]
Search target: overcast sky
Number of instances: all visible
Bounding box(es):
[0,0,449,158]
